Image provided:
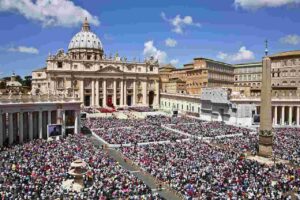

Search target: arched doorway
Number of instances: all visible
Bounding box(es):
[148,91,154,107]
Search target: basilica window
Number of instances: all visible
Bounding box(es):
[150,66,153,71]
[57,62,63,68]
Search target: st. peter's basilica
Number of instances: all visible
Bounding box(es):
[32,18,160,108]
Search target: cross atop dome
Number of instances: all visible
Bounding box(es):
[81,17,90,32]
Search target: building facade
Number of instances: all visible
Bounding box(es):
[32,18,160,108]
[159,57,234,95]
[160,93,201,115]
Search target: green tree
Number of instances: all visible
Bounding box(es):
[23,76,32,88]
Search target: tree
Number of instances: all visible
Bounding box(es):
[0,81,5,89]
[23,76,32,88]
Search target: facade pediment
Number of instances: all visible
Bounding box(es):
[96,66,123,73]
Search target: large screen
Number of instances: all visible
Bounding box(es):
[253,115,260,124]
[47,124,62,137]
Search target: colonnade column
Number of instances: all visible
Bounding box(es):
[8,113,13,145]
[19,112,23,144]
[274,106,277,126]
[29,112,33,141]
[120,80,124,106]
[155,80,160,108]
[124,81,127,106]
[62,110,66,137]
[103,80,107,107]
[113,79,117,106]
[289,106,293,126]
[48,111,52,125]
[281,106,285,125]
[95,80,99,107]
[74,110,80,134]
[297,107,300,126]
[80,79,84,104]
[91,80,95,107]
[142,81,147,106]
[0,114,3,147]
[133,80,136,106]
[39,111,43,139]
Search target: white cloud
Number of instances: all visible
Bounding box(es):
[234,0,300,10]
[165,38,177,47]
[161,12,201,34]
[170,59,179,66]
[0,0,100,27]
[217,46,255,62]
[280,34,300,45]
[8,46,39,54]
[143,40,167,64]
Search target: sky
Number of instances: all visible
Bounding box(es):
[0,0,299,77]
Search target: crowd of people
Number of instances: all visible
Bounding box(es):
[93,125,187,144]
[211,128,300,166]
[82,117,149,129]
[0,134,163,199]
[167,121,251,138]
[274,128,300,166]
[120,140,300,199]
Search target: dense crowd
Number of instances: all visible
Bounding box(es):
[211,128,300,166]
[120,141,300,199]
[274,128,300,166]
[145,115,201,126]
[93,126,187,144]
[82,117,149,129]
[168,121,251,138]
[0,134,163,199]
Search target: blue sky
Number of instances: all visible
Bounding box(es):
[0,0,299,77]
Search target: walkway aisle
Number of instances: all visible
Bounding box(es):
[89,135,182,200]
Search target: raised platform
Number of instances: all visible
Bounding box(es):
[247,155,289,166]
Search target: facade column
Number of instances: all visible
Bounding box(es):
[120,80,124,106]
[142,81,147,106]
[95,80,99,107]
[274,106,278,126]
[124,80,127,106]
[289,106,293,126]
[91,80,95,107]
[8,113,13,145]
[103,80,107,107]
[19,112,23,144]
[281,106,285,125]
[133,80,136,106]
[0,113,3,147]
[29,112,33,141]
[113,79,117,106]
[38,111,43,139]
[297,106,300,126]
[80,79,84,104]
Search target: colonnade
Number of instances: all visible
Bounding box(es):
[0,109,81,147]
[272,105,300,126]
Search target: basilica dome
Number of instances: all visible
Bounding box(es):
[68,18,103,51]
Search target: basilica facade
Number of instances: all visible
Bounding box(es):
[32,18,160,108]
